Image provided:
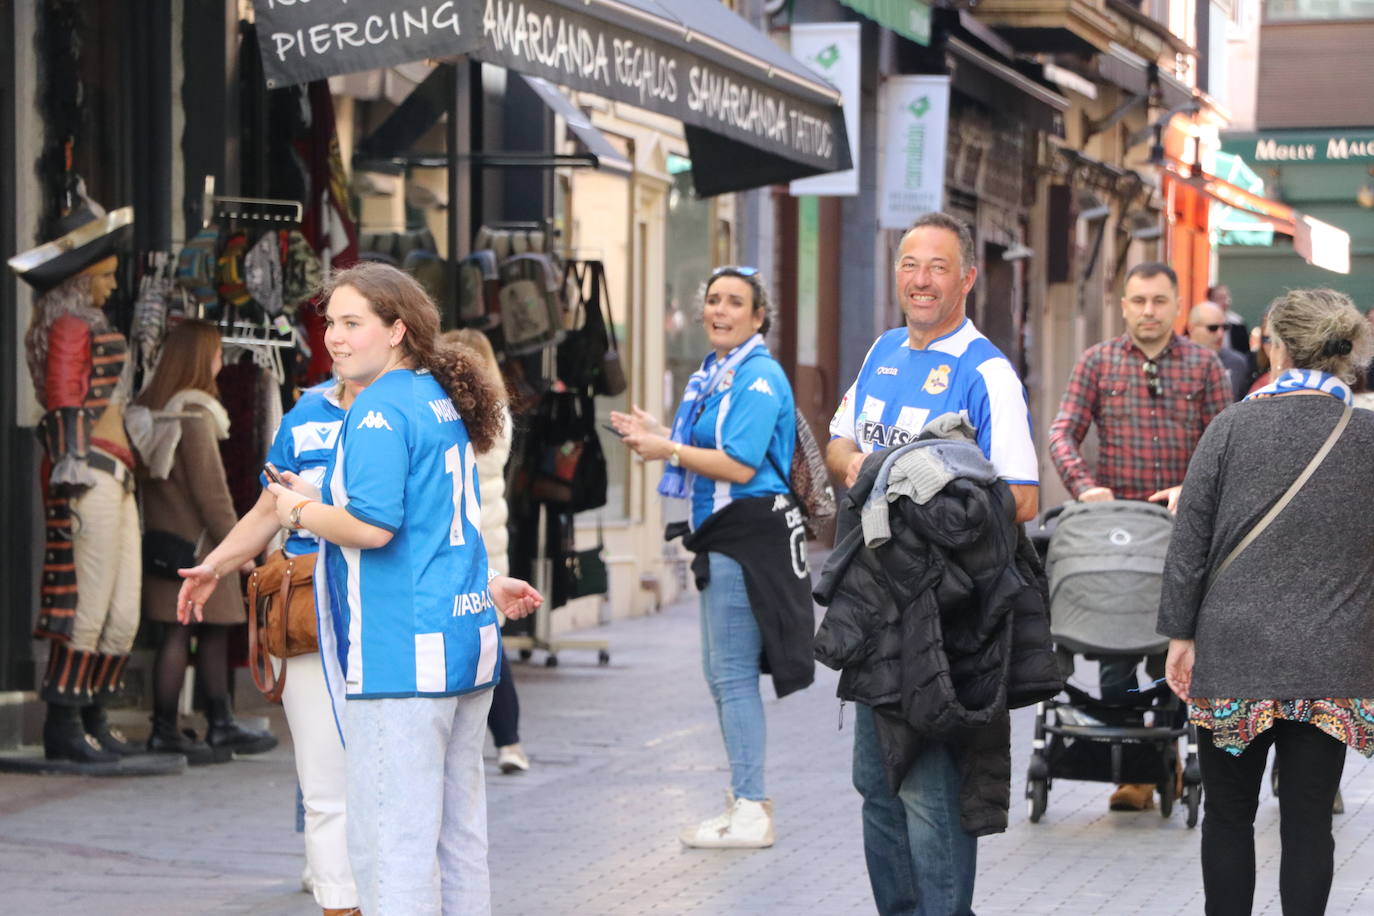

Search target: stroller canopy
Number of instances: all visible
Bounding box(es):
[1045,500,1174,655]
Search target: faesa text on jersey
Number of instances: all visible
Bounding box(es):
[859,419,915,449]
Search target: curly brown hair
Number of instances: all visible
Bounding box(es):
[322,262,505,453]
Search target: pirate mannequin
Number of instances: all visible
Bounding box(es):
[10,190,142,764]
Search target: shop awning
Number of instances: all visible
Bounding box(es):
[251,0,853,195]
[519,75,633,176]
[1163,155,1352,274]
[836,0,933,47]
[945,37,1069,135]
[1096,43,1193,111]
[1209,150,1274,247]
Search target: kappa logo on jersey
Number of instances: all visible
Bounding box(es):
[356,410,393,431]
[923,364,952,395]
[875,366,899,376]
[748,376,775,396]
[291,420,342,454]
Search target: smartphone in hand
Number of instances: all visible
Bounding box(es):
[601,423,625,439]
[263,462,287,487]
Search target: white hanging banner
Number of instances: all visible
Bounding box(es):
[878,75,950,229]
[789,23,861,197]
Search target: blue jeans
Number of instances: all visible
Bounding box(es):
[852,703,976,916]
[699,552,766,801]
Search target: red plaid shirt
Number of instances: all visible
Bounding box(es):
[1048,334,1230,500]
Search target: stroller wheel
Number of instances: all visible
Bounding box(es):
[1185,783,1202,828]
[1026,778,1048,823]
[1158,760,1177,818]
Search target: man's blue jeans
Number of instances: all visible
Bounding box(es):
[699,552,767,801]
[852,702,976,916]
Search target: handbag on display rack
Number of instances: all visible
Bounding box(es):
[498,253,564,354]
[558,517,609,600]
[557,260,627,397]
[521,392,608,512]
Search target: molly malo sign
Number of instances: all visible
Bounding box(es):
[1233,130,1374,164]
[252,0,850,175]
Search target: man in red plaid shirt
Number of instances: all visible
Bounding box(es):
[1047,261,1229,812]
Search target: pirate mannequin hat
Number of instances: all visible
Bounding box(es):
[8,181,134,293]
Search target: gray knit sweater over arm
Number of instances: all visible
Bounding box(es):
[1157,395,1374,699]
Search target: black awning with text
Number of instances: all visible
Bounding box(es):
[251,0,852,193]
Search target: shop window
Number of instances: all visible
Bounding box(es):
[664,168,713,437]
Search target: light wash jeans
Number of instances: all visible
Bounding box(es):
[278,652,357,909]
[345,689,494,916]
[699,552,766,802]
[852,702,976,916]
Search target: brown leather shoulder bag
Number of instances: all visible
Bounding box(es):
[246,549,319,703]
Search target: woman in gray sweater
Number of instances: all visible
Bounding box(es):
[1158,288,1374,915]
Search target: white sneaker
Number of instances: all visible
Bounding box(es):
[497,743,530,774]
[680,796,775,849]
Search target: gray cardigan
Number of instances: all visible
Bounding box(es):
[1157,395,1374,698]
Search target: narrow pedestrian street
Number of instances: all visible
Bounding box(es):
[2,586,1371,915]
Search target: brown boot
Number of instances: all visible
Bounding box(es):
[322,909,361,915]
[1108,783,1156,811]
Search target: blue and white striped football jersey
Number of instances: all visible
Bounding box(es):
[320,369,501,699]
[262,381,345,558]
[687,349,794,528]
[829,320,1038,484]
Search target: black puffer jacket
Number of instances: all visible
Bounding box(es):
[814,446,1062,836]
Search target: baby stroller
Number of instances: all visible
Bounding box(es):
[1024,500,1202,827]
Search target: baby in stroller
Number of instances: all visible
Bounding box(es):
[1024,499,1202,826]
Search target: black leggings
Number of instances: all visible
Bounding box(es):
[151,623,231,716]
[1198,720,1346,916]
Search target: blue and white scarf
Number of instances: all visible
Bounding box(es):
[658,334,767,499]
[1243,368,1353,406]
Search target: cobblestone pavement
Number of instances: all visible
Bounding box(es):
[1,588,1371,915]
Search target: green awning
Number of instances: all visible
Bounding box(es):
[838,0,932,47]
[1211,150,1276,247]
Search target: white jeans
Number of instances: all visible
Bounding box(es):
[345,689,494,916]
[280,652,357,909]
[68,463,140,654]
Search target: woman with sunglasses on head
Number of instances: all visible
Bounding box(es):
[266,262,542,915]
[610,266,814,849]
[1160,288,1374,916]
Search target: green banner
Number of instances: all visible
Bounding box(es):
[1223,129,1374,165]
[837,0,932,47]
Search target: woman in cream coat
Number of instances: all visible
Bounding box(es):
[447,329,528,774]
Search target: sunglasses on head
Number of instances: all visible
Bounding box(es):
[1143,359,1163,398]
[711,265,759,278]
[1198,323,1223,333]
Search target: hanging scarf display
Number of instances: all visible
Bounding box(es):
[1243,368,1353,405]
[658,334,767,499]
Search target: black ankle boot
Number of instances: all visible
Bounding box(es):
[81,703,142,756]
[43,703,118,764]
[204,696,278,755]
[146,710,228,765]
